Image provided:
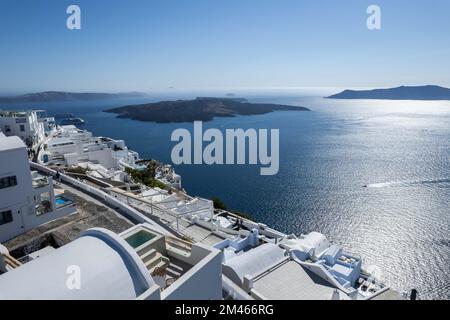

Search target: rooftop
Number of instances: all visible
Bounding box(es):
[252,260,340,300]
[0,135,26,152]
[109,187,231,246]
[3,184,133,258]
[216,230,391,300]
[0,110,31,117]
[0,224,222,300]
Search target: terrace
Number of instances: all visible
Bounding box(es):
[120,225,202,291]
[120,224,222,299]
[109,187,230,246]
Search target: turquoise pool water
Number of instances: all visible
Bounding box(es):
[125,230,156,248]
[55,196,71,206]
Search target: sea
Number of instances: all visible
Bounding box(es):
[2,88,449,299]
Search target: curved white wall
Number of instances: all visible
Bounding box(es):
[0,228,156,300]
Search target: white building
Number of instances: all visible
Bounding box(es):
[0,110,47,147]
[39,126,146,181]
[156,164,182,189]
[38,125,182,187]
[0,224,223,300]
[36,110,56,135]
[0,133,76,243]
[215,230,392,300]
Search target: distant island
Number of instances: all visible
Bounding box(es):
[326,85,450,100]
[0,91,146,103]
[105,97,310,123]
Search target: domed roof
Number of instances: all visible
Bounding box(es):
[0,228,155,300]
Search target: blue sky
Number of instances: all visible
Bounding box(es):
[0,0,449,93]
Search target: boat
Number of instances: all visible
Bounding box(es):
[60,117,85,125]
[53,113,75,119]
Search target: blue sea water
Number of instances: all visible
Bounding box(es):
[3,90,450,299]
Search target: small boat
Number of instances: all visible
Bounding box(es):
[53,113,75,119]
[60,117,85,125]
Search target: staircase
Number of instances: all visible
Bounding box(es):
[166,262,184,279]
[136,245,185,286]
[140,249,170,273]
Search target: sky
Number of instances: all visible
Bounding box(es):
[0,0,449,94]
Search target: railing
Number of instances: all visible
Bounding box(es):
[111,187,257,246]
[109,188,199,238]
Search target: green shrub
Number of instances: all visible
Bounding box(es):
[125,167,166,189]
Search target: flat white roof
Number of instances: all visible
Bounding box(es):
[49,137,75,145]
[252,260,339,300]
[61,125,78,130]
[0,136,26,152]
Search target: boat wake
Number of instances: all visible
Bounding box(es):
[364,178,450,188]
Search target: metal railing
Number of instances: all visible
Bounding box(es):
[110,188,204,239]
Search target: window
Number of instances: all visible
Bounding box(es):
[0,176,17,189]
[20,124,25,132]
[0,210,13,225]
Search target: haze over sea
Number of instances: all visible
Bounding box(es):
[3,88,449,299]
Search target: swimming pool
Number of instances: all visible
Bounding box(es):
[125,230,156,248]
[55,195,72,207]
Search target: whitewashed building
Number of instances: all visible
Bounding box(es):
[214,230,392,300]
[39,126,146,181]
[0,133,76,243]
[156,164,182,189]
[0,110,47,147]
[36,110,56,135]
